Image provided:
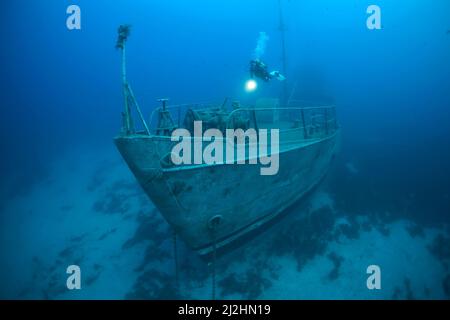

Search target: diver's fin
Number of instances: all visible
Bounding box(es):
[270,71,286,81]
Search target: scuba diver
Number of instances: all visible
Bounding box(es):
[249,59,285,82]
[246,32,285,91]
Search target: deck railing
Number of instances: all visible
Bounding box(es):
[225,106,338,140]
[146,101,338,140]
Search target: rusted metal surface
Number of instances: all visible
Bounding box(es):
[115,127,339,255]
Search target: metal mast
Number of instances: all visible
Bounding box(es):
[116,25,150,135]
[278,0,288,106]
[116,25,133,134]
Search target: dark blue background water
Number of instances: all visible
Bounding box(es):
[1,0,450,264]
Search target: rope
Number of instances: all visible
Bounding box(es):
[173,230,180,296]
[211,230,217,301]
[207,215,222,301]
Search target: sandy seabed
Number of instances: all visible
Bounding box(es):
[0,144,448,300]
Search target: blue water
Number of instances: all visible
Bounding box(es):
[1,0,449,299]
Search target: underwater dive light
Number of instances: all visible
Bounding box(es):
[245,79,257,92]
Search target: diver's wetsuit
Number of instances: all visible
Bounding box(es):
[250,60,272,82]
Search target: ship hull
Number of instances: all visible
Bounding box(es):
[115,131,339,255]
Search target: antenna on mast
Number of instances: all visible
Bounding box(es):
[116,25,150,135]
[116,25,133,133]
